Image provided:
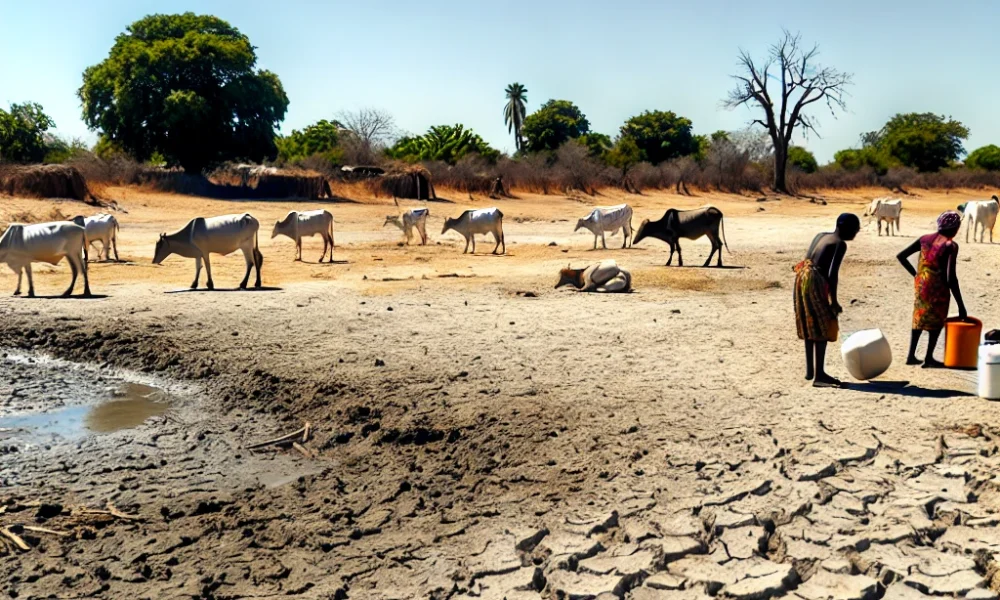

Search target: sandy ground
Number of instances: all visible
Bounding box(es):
[3,185,1000,600]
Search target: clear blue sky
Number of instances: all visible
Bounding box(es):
[2,0,997,163]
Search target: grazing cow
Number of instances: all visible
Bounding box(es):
[441,208,505,254]
[71,213,120,262]
[153,213,263,290]
[863,197,902,236]
[574,204,634,250]
[271,210,335,262]
[556,260,632,293]
[633,206,729,267]
[384,208,429,245]
[960,196,1000,243]
[0,221,91,297]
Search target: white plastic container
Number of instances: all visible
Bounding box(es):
[978,345,1000,399]
[841,329,893,381]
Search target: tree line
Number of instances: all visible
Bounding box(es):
[1,15,997,195]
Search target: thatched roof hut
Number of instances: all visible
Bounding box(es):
[208,164,333,200]
[0,164,96,202]
[341,165,385,179]
[371,166,435,200]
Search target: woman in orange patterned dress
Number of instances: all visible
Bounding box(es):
[897,211,967,368]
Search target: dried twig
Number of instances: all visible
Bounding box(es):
[106,502,142,522]
[302,422,311,443]
[292,442,316,460]
[23,526,70,538]
[246,426,307,450]
[1,527,29,551]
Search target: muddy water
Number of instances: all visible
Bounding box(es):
[0,352,178,443]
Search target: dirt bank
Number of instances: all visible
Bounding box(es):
[3,187,1000,599]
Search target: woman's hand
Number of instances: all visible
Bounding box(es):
[959,306,968,320]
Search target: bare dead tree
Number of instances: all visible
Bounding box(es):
[724,31,852,194]
[336,108,399,164]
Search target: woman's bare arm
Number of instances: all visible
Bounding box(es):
[897,239,920,277]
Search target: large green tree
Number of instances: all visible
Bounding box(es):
[277,120,343,165]
[503,83,528,153]
[966,144,1000,171]
[521,100,590,153]
[619,110,698,164]
[0,102,55,163]
[862,113,968,172]
[386,124,500,165]
[78,13,289,172]
[787,146,818,173]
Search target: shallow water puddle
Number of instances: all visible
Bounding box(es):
[1,352,176,441]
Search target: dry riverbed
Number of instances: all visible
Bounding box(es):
[2,187,1000,599]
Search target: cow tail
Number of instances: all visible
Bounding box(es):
[721,215,731,254]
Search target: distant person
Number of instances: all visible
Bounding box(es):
[897,211,967,368]
[794,213,860,388]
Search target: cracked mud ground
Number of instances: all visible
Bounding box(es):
[3,189,1000,600]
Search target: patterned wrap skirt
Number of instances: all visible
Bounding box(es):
[793,259,839,342]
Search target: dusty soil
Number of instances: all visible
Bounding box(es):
[3,186,1000,600]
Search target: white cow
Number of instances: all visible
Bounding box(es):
[71,213,119,262]
[864,197,902,236]
[555,260,632,293]
[574,204,634,249]
[0,221,91,297]
[961,196,1000,243]
[271,210,335,262]
[383,208,429,245]
[153,213,263,290]
[441,208,505,254]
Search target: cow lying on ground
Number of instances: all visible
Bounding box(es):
[633,206,729,267]
[442,208,505,254]
[271,210,335,262]
[574,204,633,250]
[384,208,429,245]
[153,213,263,290]
[0,221,91,297]
[71,213,120,262]
[863,197,902,236]
[556,260,632,293]
[959,196,999,243]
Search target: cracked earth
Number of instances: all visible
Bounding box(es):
[2,189,1000,599]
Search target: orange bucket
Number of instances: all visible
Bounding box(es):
[944,316,982,369]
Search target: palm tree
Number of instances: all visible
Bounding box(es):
[503,83,528,153]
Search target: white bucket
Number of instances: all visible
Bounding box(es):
[841,329,893,381]
[978,345,1000,400]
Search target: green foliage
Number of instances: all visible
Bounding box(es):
[606,136,642,173]
[386,124,500,165]
[277,120,343,166]
[521,100,590,153]
[78,13,289,172]
[787,146,818,173]
[619,110,698,165]
[833,146,894,175]
[503,83,528,153]
[578,133,612,160]
[43,136,90,164]
[0,102,56,163]
[966,145,1000,171]
[864,113,969,172]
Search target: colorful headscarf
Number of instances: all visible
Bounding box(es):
[937,210,962,232]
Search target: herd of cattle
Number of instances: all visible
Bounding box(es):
[0,195,997,297]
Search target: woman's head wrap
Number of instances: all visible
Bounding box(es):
[937,210,962,232]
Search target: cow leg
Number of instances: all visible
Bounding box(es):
[80,253,92,296]
[676,244,683,267]
[63,259,78,297]
[462,235,470,254]
[191,256,202,289]
[319,236,327,263]
[601,231,607,250]
[666,243,674,266]
[470,235,476,254]
[203,254,215,290]
[327,234,334,261]
[295,237,302,261]
[12,265,22,296]
[621,228,628,249]
[239,248,252,289]
[500,229,505,254]
[704,240,716,268]
[113,234,120,262]
[254,248,263,288]
[492,231,501,254]
[593,235,597,251]
[25,264,35,298]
